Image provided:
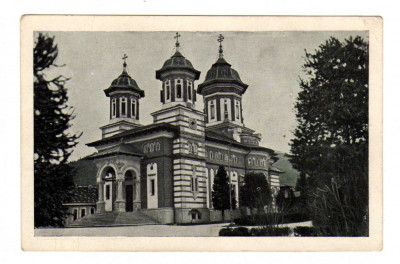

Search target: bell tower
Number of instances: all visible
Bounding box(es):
[198,34,257,143]
[100,54,145,139]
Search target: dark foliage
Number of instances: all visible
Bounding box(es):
[276,186,296,212]
[290,36,369,236]
[234,212,309,226]
[219,226,291,236]
[294,226,319,237]
[34,33,81,227]
[240,172,271,212]
[211,166,236,217]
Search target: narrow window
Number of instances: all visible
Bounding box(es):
[210,101,215,120]
[112,98,116,118]
[81,209,85,218]
[106,185,110,200]
[151,179,155,196]
[73,209,78,220]
[236,100,240,119]
[131,98,136,117]
[121,97,127,116]
[90,208,95,214]
[165,80,170,100]
[187,80,192,100]
[224,99,229,119]
[176,79,182,99]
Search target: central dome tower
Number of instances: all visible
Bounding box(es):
[156,32,200,109]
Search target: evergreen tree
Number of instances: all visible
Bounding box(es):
[290,36,369,236]
[211,166,236,219]
[240,172,270,213]
[34,33,80,227]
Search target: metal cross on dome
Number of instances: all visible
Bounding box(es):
[218,34,224,58]
[122,54,128,68]
[174,32,181,48]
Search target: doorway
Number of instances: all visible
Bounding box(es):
[125,185,133,212]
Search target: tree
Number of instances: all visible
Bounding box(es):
[240,172,271,214]
[276,186,295,212]
[34,33,81,227]
[212,166,236,219]
[290,36,369,236]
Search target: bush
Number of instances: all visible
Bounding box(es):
[250,227,291,236]
[234,212,309,226]
[219,226,291,236]
[294,226,319,237]
[219,227,250,236]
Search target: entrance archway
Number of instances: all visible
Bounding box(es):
[102,167,116,212]
[124,169,140,211]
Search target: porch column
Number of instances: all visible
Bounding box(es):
[115,179,126,212]
[134,179,141,210]
[96,181,105,212]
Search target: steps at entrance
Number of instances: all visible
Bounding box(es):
[68,211,159,227]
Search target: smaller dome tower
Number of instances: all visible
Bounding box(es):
[198,34,253,142]
[100,54,145,138]
[156,32,201,109]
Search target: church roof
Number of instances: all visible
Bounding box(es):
[86,123,179,147]
[156,50,201,80]
[205,130,275,155]
[104,68,145,97]
[86,143,143,159]
[63,186,98,204]
[197,57,248,93]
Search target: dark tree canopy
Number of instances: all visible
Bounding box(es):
[240,172,271,211]
[211,166,236,216]
[34,33,80,227]
[290,36,369,236]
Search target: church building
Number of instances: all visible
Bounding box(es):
[86,33,281,224]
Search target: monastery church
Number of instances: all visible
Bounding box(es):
[65,33,282,226]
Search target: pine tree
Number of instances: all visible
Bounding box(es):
[34,33,81,227]
[240,172,270,213]
[211,166,236,219]
[290,36,369,236]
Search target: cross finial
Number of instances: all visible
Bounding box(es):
[174,32,181,49]
[218,34,224,58]
[122,54,128,69]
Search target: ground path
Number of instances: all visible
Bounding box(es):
[35,221,312,237]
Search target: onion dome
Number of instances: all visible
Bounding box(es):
[104,57,145,97]
[197,34,248,94]
[156,50,200,80]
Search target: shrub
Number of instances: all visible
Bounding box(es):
[250,227,291,236]
[234,212,310,226]
[219,227,250,236]
[294,226,319,237]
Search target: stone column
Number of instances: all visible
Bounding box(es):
[134,179,141,210]
[115,179,126,212]
[96,181,105,212]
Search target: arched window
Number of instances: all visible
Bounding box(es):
[130,97,136,117]
[235,100,240,119]
[210,100,215,120]
[193,143,198,154]
[191,166,198,192]
[175,78,182,99]
[210,151,214,159]
[188,142,193,153]
[248,157,252,165]
[187,80,193,100]
[111,98,116,118]
[165,80,171,101]
[224,99,229,120]
[120,97,127,117]
[155,141,161,151]
[150,143,155,152]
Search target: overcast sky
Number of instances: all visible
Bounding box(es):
[43,31,368,161]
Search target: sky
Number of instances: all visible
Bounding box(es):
[42,31,368,161]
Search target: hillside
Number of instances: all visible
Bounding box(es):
[272,152,300,188]
[69,158,97,186]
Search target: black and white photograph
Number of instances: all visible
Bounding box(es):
[20,16,382,251]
